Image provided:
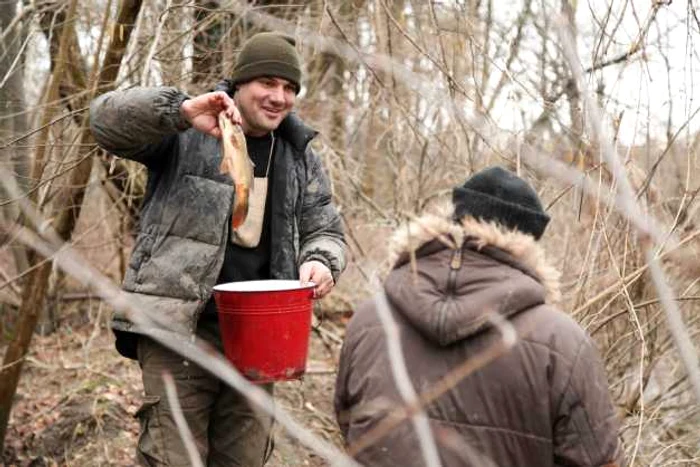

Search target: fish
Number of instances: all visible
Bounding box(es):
[218,111,254,229]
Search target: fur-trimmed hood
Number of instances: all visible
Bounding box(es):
[383,209,561,346]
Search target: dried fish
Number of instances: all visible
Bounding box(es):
[218,111,254,229]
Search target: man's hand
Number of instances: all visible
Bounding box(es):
[299,261,334,299]
[180,92,241,139]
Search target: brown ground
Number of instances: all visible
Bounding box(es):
[1,312,347,467]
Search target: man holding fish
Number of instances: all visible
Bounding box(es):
[90,32,346,466]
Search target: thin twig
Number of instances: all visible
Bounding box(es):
[140,0,172,86]
[644,246,700,404]
[373,282,442,467]
[162,372,205,467]
[0,33,32,90]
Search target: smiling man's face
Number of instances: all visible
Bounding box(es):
[234,77,297,136]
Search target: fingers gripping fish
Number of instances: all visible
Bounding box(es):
[218,111,254,229]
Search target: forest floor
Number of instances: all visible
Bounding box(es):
[1,309,347,467]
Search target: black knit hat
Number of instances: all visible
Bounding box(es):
[452,166,550,239]
[230,32,302,93]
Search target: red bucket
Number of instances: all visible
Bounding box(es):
[213,280,315,383]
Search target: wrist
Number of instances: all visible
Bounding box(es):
[175,95,192,131]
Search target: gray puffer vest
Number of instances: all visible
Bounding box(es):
[89,86,346,336]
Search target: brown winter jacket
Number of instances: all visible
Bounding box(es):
[334,213,625,467]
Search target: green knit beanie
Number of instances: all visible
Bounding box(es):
[230,32,302,93]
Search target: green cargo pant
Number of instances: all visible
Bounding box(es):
[135,316,274,466]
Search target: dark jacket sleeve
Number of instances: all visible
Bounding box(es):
[89,86,190,167]
[298,147,346,282]
[553,334,626,467]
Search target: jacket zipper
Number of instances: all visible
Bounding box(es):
[437,247,463,344]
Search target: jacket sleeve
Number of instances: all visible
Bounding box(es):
[553,335,626,467]
[89,86,190,167]
[298,147,346,283]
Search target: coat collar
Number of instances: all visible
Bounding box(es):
[388,204,561,303]
[277,113,318,153]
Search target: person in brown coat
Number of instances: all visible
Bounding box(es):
[334,166,626,467]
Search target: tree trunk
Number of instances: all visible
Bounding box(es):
[35,0,146,244]
[0,0,79,446]
[305,0,350,151]
[0,0,29,278]
[0,0,144,451]
[362,1,389,201]
[562,0,584,157]
[192,0,223,86]
[363,0,403,205]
